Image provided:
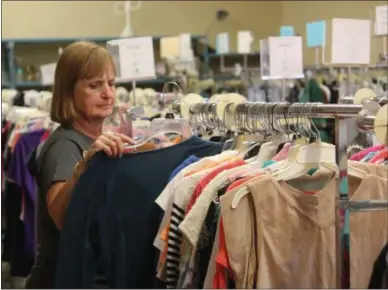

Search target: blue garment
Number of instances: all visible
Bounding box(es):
[55,137,222,289]
[169,155,200,181]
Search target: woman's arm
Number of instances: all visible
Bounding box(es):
[46,158,88,230]
[44,132,133,230]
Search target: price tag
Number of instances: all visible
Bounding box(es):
[160,36,180,59]
[259,39,271,80]
[306,20,326,48]
[40,63,56,85]
[280,26,295,36]
[107,37,156,82]
[268,36,304,79]
[237,31,253,54]
[331,18,371,65]
[216,32,229,54]
[375,5,388,36]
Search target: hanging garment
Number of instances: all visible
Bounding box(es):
[217,161,387,288]
[368,243,388,289]
[55,137,222,288]
[300,78,331,143]
[7,129,46,260]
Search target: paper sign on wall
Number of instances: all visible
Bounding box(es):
[160,36,180,59]
[268,36,304,79]
[280,26,295,36]
[179,33,193,61]
[375,5,388,35]
[331,18,371,65]
[40,63,57,85]
[306,20,326,48]
[107,37,156,82]
[216,32,229,54]
[259,39,270,80]
[237,31,253,54]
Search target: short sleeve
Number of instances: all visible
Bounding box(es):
[39,139,83,193]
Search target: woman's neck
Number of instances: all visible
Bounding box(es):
[72,119,103,140]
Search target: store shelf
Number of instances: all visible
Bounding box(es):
[2,77,178,89]
[1,35,206,44]
[2,35,210,89]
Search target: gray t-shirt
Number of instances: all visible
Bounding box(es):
[27,125,93,288]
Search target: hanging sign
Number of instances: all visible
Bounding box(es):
[280,26,295,37]
[268,36,304,79]
[331,18,371,65]
[375,5,388,35]
[40,63,57,86]
[216,32,230,54]
[259,39,271,80]
[160,36,180,59]
[107,36,156,82]
[237,31,253,54]
[306,20,326,48]
[179,33,193,61]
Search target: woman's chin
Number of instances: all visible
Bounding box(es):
[96,108,114,119]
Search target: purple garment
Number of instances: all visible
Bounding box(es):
[7,129,45,260]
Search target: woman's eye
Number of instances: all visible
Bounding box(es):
[89,83,99,89]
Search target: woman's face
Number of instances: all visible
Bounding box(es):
[73,65,116,122]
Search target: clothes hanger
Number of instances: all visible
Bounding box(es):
[231,104,333,209]
[250,103,284,166]
[124,82,193,152]
[272,104,338,181]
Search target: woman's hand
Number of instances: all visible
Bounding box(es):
[85,132,135,160]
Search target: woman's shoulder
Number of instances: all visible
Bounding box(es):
[45,125,93,150]
[38,126,93,162]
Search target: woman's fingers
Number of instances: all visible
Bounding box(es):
[116,133,135,145]
[99,135,118,156]
[108,134,124,156]
[93,139,112,156]
[90,133,134,159]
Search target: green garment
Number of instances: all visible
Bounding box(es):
[299,78,331,143]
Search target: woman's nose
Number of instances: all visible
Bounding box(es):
[100,84,113,99]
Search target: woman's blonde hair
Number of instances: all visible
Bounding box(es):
[50,41,116,125]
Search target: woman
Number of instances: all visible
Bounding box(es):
[25,41,134,288]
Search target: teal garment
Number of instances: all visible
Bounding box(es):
[263,159,317,175]
[299,78,330,143]
[263,159,276,167]
[360,152,376,163]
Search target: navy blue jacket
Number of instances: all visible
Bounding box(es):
[55,137,222,288]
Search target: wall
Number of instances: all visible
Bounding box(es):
[2,0,282,50]
[4,1,386,66]
[281,1,388,65]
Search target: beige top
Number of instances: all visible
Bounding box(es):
[220,162,387,288]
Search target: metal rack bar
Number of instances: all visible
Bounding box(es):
[179,101,385,289]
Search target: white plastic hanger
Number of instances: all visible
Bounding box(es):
[272,141,337,181]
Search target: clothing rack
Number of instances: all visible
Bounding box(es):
[173,101,387,289]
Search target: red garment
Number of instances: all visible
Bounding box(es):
[213,220,229,289]
[40,129,50,142]
[2,121,11,134]
[185,160,246,213]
